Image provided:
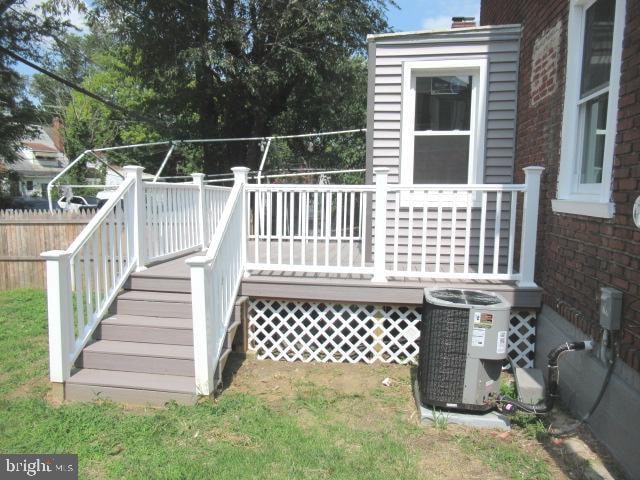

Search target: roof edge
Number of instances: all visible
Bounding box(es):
[367,24,522,42]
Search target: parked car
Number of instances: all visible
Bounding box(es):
[8,196,58,211]
[57,195,104,211]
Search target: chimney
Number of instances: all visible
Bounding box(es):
[451,17,476,29]
[50,117,65,153]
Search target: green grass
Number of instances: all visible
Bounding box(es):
[0,289,555,480]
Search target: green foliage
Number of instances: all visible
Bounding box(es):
[454,433,552,480]
[0,1,82,162]
[0,289,48,396]
[65,0,392,174]
[430,407,449,430]
[500,378,517,398]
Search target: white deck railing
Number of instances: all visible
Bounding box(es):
[187,168,249,394]
[244,166,543,285]
[246,185,373,274]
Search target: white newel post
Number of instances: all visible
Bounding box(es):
[192,173,206,249]
[232,167,250,268]
[186,255,214,395]
[123,166,147,271]
[372,167,389,283]
[518,166,544,288]
[41,250,73,382]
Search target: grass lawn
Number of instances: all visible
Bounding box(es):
[0,288,600,479]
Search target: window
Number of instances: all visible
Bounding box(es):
[555,0,626,218]
[26,180,33,191]
[400,58,487,190]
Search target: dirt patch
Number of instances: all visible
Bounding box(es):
[6,376,49,400]
[223,354,578,479]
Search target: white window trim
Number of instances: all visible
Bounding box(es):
[400,58,488,194]
[555,0,626,218]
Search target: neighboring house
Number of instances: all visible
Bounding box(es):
[481,0,640,476]
[7,125,68,197]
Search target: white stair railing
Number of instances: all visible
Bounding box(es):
[187,167,249,395]
[43,165,233,384]
[144,177,231,264]
[42,166,140,382]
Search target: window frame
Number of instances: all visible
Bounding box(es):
[555,0,626,218]
[400,57,488,193]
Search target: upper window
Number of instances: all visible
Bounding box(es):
[400,58,487,189]
[413,75,472,184]
[556,0,626,216]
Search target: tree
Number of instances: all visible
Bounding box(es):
[0,0,81,162]
[91,0,391,174]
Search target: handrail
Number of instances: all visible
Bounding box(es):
[204,183,243,260]
[43,170,138,382]
[187,167,249,395]
[65,177,135,255]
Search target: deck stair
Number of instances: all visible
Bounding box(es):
[65,276,244,406]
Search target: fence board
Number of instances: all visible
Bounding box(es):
[0,209,96,290]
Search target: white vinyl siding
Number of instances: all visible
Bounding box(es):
[365,26,521,268]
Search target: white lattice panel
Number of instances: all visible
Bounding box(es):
[248,299,536,367]
[508,310,537,368]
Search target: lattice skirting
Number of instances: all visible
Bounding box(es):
[248,299,536,368]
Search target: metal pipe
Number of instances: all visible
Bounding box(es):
[182,128,365,144]
[203,168,366,184]
[56,184,118,189]
[90,141,172,152]
[47,150,89,211]
[89,151,124,179]
[153,143,176,182]
[256,138,273,185]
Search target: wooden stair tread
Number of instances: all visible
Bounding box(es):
[101,314,192,330]
[117,290,191,303]
[84,340,193,359]
[67,369,195,394]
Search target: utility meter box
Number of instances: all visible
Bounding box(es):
[418,289,511,412]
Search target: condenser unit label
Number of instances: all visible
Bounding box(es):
[497,331,507,354]
[472,328,486,347]
[474,312,494,328]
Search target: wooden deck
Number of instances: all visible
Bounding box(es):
[133,249,542,309]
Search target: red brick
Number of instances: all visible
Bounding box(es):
[483,0,640,373]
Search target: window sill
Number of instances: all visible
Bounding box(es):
[551,199,615,218]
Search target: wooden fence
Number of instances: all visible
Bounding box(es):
[0,209,95,290]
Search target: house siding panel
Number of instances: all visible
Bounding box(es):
[367,27,521,186]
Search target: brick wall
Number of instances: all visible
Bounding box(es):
[481,0,640,371]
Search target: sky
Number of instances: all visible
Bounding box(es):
[15,0,481,76]
[387,0,480,32]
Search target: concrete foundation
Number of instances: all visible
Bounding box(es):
[536,305,640,479]
[413,381,510,430]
